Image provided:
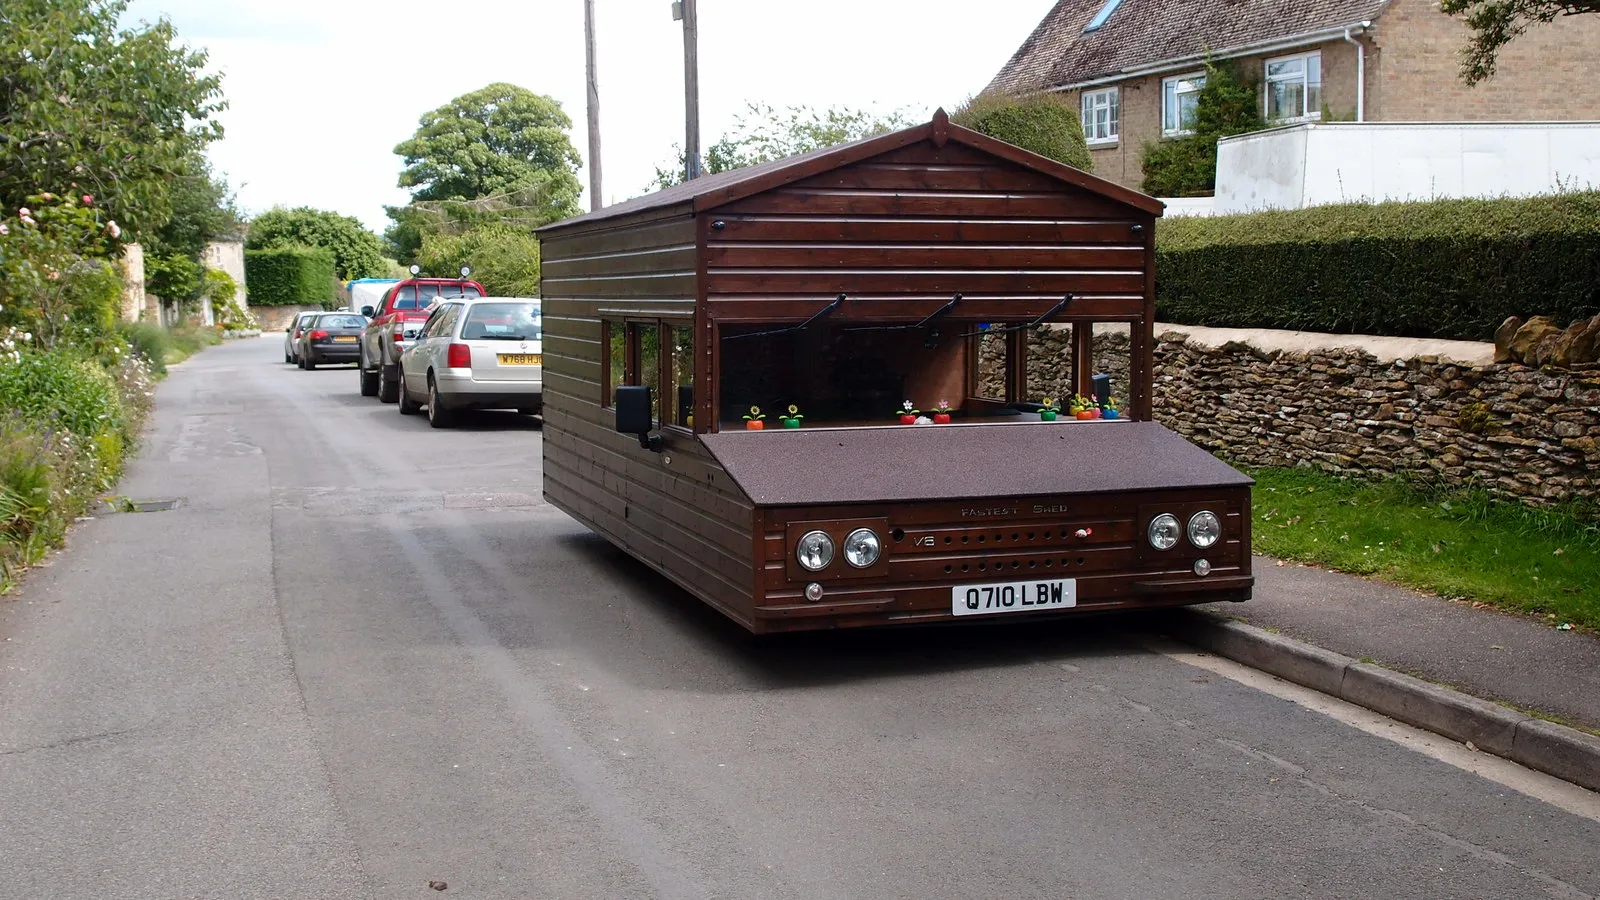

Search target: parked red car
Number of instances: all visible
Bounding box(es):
[358,275,485,402]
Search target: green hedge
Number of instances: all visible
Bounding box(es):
[243,246,334,307]
[952,92,1093,172]
[1156,192,1600,340]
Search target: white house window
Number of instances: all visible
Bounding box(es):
[1081,88,1119,144]
[1265,52,1322,121]
[1162,73,1205,136]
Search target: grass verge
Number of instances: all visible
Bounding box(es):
[165,324,223,368]
[1248,467,1600,630]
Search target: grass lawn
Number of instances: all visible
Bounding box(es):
[163,324,222,368]
[1248,467,1600,630]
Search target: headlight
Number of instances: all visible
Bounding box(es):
[843,528,881,568]
[796,530,835,571]
[1147,513,1180,551]
[1188,511,1221,549]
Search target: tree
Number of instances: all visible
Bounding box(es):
[1440,0,1600,84]
[417,223,540,298]
[1140,61,1264,197]
[0,192,122,347]
[394,83,582,219]
[0,0,225,238]
[144,154,242,261]
[951,92,1093,171]
[245,207,387,281]
[650,102,914,190]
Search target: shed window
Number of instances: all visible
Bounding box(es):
[1162,73,1206,136]
[1265,52,1322,122]
[1081,89,1119,144]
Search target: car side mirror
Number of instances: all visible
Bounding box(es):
[615,386,662,451]
[360,305,374,317]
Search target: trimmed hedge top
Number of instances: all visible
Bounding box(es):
[1156,191,1600,341]
[244,246,335,307]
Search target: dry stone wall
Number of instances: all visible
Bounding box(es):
[980,327,1600,509]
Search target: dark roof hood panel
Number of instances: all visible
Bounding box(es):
[700,422,1251,507]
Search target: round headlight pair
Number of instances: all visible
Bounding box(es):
[1147,511,1221,550]
[797,528,880,571]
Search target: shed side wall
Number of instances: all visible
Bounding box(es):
[540,210,757,627]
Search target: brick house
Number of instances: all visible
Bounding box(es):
[986,0,1600,189]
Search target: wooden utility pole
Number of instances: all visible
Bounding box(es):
[584,0,603,210]
[680,0,701,180]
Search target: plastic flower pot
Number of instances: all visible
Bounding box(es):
[746,420,764,430]
[1103,409,1120,419]
[899,414,917,425]
[783,419,801,428]
[1039,410,1058,422]
[1075,410,1095,420]
[1091,409,1103,419]
[933,413,951,424]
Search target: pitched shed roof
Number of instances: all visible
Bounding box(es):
[541,110,1163,233]
[987,0,1389,94]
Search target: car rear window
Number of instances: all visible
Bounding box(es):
[393,283,482,309]
[319,315,366,328]
[459,303,541,341]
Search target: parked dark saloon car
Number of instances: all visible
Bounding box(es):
[297,313,369,369]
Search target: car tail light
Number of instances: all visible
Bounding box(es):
[309,329,329,340]
[447,343,472,369]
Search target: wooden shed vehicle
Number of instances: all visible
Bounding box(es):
[537,111,1252,634]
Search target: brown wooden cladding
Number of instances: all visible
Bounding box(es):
[703,144,1155,336]
[540,215,760,629]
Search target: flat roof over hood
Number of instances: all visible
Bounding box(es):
[700,421,1250,506]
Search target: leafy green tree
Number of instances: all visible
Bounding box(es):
[951,92,1093,171]
[245,207,386,281]
[651,102,914,190]
[144,154,242,260]
[417,224,540,298]
[394,83,582,219]
[0,0,225,238]
[144,251,200,305]
[1140,61,1264,197]
[1440,0,1598,84]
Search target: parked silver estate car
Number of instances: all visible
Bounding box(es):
[282,311,319,365]
[397,297,542,428]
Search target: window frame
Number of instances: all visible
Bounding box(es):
[1263,51,1323,123]
[1161,71,1206,137]
[1080,88,1120,145]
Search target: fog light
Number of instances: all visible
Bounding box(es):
[805,582,825,602]
[1193,558,1212,577]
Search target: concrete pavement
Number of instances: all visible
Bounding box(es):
[2,336,1599,899]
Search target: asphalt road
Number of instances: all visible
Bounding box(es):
[2,336,1598,900]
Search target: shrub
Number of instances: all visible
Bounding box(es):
[0,348,125,437]
[1155,191,1600,340]
[418,223,540,297]
[1141,61,1264,196]
[118,321,173,375]
[952,92,1093,171]
[244,246,335,306]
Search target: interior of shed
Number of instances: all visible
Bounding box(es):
[716,321,1120,429]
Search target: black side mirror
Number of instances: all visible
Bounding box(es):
[615,385,662,451]
[360,305,374,317]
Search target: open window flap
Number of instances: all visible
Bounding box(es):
[699,421,1251,506]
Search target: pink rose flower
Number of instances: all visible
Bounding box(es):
[82,194,93,205]
[17,207,30,217]
[105,221,121,239]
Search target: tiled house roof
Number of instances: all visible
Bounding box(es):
[987,0,1390,93]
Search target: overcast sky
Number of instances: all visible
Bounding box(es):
[120,0,1053,236]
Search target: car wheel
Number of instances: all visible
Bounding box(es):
[304,351,316,370]
[427,376,455,429]
[359,350,379,396]
[284,351,292,364]
[297,353,306,369]
[378,362,399,403]
[398,376,421,416]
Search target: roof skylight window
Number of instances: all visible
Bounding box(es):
[1084,0,1125,32]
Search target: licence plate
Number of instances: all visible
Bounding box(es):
[332,335,356,342]
[951,579,1076,617]
[497,353,543,366]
